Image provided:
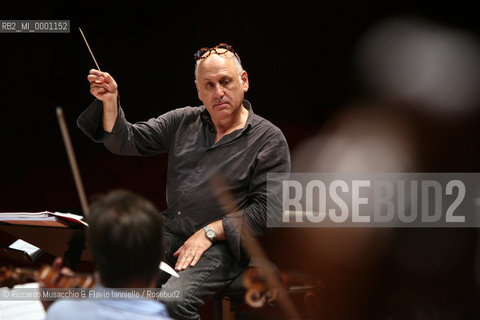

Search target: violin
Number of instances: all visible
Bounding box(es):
[242,266,323,310]
[0,264,95,289]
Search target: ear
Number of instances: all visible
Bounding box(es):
[195,80,201,100]
[241,70,249,93]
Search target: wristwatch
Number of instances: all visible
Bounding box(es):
[203,226,216,242]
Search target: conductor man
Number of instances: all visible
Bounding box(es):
[77,43,290,319]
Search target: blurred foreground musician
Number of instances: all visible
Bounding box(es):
[46,190,172,319]
[77,43,290,319]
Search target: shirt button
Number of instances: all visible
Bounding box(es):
[177,211,181,216]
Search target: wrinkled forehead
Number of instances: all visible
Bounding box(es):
[197,53,238,78]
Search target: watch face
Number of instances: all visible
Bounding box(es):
[207,230,215,238]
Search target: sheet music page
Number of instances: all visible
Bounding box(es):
[8,239,41,257]
[0,212,55,221]
[50,212,88,226]
[0,211,87,226]
[0,282,45,320]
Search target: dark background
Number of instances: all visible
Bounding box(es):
[2,0,480,210]
[2,0,480,211]
[2,1,480,319]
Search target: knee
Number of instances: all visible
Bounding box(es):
[160,280,203,320]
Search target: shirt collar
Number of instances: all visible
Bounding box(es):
[243,99,254,132]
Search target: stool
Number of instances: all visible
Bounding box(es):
[212,272,245,320]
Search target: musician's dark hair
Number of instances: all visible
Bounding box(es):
[87,190,164,288]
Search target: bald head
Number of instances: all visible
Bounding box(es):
[195,51,244,81]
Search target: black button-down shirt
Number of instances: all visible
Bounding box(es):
[77,99,290,260]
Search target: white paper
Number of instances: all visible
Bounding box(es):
[0,211,55,221]
[0,282,46,320]
[50,212,88,226]
[8,239,41,257]
[159,261,179,278]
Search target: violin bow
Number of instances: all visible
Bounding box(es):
[211,174,301,319]
[56,107,90,218]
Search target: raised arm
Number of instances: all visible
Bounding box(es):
[87,69,118,133]
[79,69,188,156]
